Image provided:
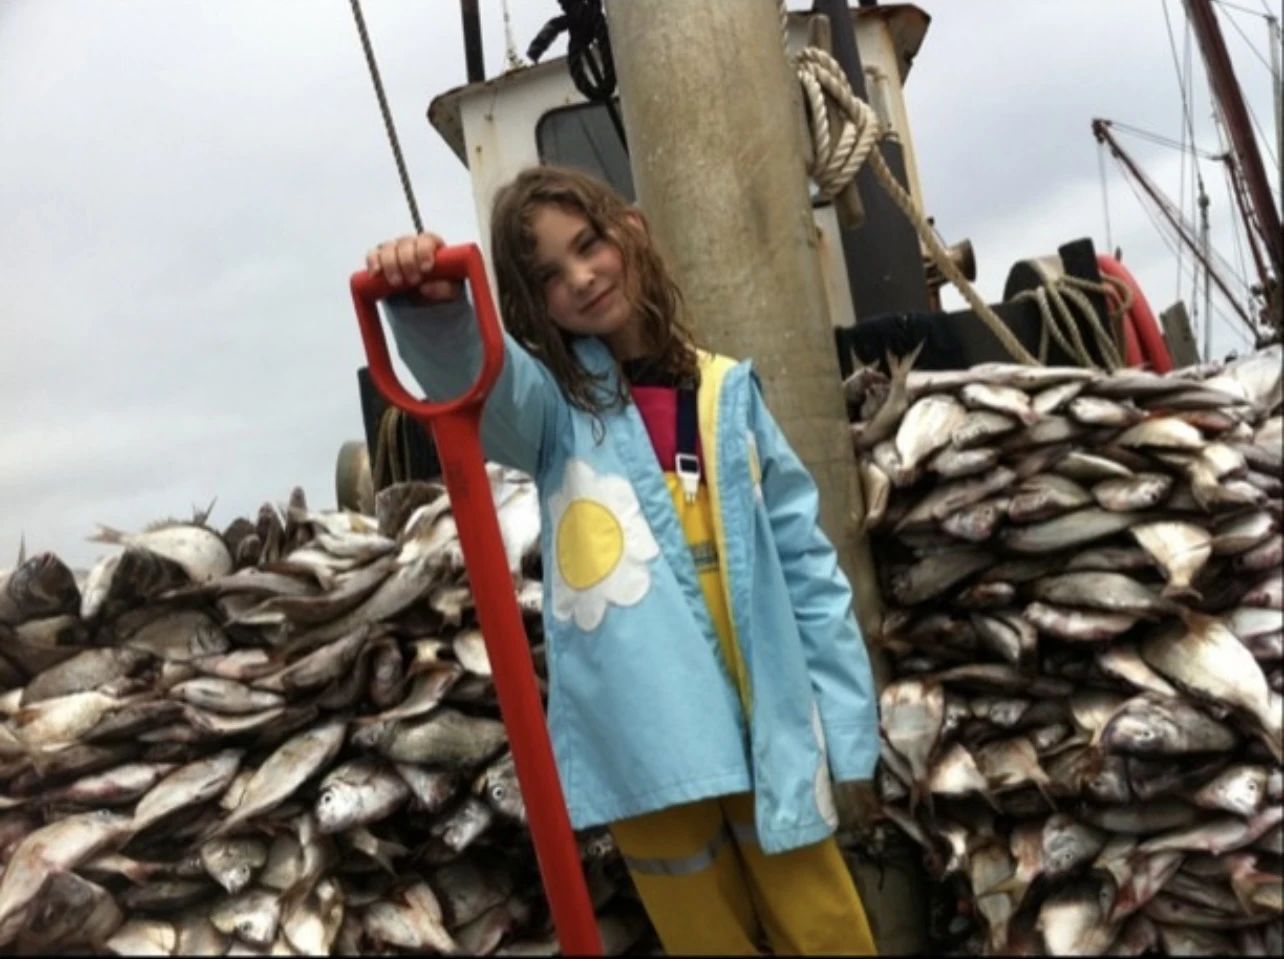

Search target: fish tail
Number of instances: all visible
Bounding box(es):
[1160,583,1202,601]
[87,524,128,545]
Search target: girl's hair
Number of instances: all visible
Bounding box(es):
[489,164,700,413]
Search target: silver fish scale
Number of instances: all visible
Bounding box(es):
[851,344,1284,954]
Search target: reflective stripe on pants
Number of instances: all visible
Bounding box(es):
[610,792,877,956]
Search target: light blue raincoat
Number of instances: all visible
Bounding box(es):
[388,295,878,854]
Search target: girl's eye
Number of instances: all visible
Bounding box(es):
[579,234,600,253]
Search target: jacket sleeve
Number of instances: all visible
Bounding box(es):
[384,293,566,477]
[749,381,880,782]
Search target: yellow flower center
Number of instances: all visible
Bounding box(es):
[556,498,624,590]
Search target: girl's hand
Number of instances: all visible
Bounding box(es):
[365,232,463,302]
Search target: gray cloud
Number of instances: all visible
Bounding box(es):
[1,0,1278,570]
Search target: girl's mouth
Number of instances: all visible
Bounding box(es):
[583,287,615,313]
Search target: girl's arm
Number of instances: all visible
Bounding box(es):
[385,292,565,477]
[749,381,879,782]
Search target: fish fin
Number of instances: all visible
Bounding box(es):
[192,497,218,526]
[87,524,130,545]
[891,339,926,381]
[15,534,25,566]
[980,875,1024,897]
[1160,583,1202,601]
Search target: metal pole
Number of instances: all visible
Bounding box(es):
[603,1,923,952]
[459,0,486,83]
[1094,120,1257,332]
[1183,0,1283,278]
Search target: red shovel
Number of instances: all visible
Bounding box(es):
[350,244,603,956]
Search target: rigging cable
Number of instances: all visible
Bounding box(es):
[1097,139,1115,255]
[349,0,423,233]
[1162,0,1201,311]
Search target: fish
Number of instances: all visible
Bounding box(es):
[1041,814,1108,879]
[1067,395,1143,427]
[0,810,134,939]
[90,522,232,583]
[43,761,179,807]
[1138,805,1284,855]
[1079,801,1202,835]
[969,611,1037,666]
[1007,473,1093,523]
[973,736,1052,802]
[853,342,923,451]
[0,552,80,625]
[314,758,410,833]
[475,752,526,822]
[1095,643,1177,697]
[429,795,495,857]
[896,393,968,471]
[20,647,152,706]
[208,718,347,838]
[132,748,243,832]
[1189,764,1270,817]
[362,881,458,953]
[925,742,993,805]
[896,468,1015,532]
[199,837,268,894]
[879,679,944,808]
[1037,879,1120,957]
[960,382,1038,424]
[1032,380,1086,415]
[1024,601,1139,642]
[1030,572,1176,617]
[1129,521,1212,598]
[859,460,891,529]
[1053,450,1134,481]
[1116,416,1206,450]
[103,918,178,955]
[927,445,1001,479]
[210,888,282,946]
[1140,609,1281,758]
[967,838,1016,952]
[354,708,509,769]
[169,677,286,715]
[1092,473,1173,512]
[1101,693,1237,755]
[889,549,992,605]
[1000,508,1141,553]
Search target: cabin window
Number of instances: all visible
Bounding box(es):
[536,102,635,202]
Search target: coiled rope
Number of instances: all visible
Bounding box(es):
[779,0,1043,366]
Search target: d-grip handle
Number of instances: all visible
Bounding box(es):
[349,242,503,420]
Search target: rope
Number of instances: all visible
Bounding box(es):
[1012,275,1129,371]
[776,0,1039,366]
[349,0,423,233]
[372,407,414,490]
[528,0,629,151]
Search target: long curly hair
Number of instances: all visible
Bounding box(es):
[489,165,700,414]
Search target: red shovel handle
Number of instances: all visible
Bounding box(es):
[350,244,603,956]
[350,244,504,418]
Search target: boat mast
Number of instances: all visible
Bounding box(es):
[1182,0,1283,285]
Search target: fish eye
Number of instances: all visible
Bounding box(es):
[491,784,505,801]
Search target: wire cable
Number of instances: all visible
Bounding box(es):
[349,0,423,232]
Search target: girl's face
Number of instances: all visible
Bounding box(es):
[529,203,645,359]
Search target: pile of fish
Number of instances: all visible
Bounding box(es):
[846,344,1284,955]
[0,467,655,955]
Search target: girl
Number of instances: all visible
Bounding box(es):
[365,165,879,955]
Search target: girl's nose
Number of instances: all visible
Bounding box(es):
[569,260,595,293]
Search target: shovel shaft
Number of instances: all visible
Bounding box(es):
[350,247,603,955]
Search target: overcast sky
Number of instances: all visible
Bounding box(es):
[2,0,1279,571]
